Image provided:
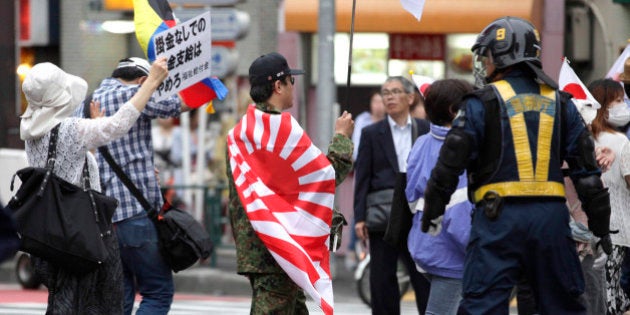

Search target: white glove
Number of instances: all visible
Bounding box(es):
[592,249,608,269]
[426,215,443,236]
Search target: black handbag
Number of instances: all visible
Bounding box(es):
[7,124,118,275]
[365,188,395,232]
[97,145,213,272]
[154,200,215,272]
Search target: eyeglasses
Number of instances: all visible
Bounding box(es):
[381,89,406,97]
[274,76,295,86]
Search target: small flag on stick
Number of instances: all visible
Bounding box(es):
[606,41,630,81]
[558,57,600,109]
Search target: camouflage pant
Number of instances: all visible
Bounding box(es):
[248,273,308,315]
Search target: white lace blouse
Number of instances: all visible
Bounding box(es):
[595,131,630,247]
[24,102,140,191]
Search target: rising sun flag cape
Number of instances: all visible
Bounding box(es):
[133,0,228,111]
[227,105,336,315]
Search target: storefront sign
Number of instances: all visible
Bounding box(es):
[389,34,445,61]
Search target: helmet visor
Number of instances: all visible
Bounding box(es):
[473,52,491,88]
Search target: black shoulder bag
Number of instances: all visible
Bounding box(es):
[82,95,214,272]
[83,94,213,272]
[98,147,213,272]
[8,124,118,275]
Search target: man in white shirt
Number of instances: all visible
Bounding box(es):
[353,76,431,314]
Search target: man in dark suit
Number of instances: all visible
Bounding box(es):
[354,76,431,315]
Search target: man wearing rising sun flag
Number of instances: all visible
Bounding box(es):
[227,52,354,314]
[133,0,228,112]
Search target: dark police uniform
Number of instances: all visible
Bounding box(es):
[456,73,589,314]
[422,16,610,315]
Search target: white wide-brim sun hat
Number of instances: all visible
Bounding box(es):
[20,62,88,140]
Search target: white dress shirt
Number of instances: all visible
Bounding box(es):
[387,115,412,172]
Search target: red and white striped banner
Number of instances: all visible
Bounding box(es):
[227,105,336,314]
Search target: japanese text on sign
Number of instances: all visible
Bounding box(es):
[152,11,212,100]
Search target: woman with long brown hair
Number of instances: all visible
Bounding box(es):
[588,78,630,314]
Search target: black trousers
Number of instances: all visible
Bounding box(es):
[369,231,430,315]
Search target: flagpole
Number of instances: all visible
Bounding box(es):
[345,0,358,111]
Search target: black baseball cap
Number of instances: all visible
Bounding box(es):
[248,52,305,85]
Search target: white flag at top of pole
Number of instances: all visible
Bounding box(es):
[558,57,601,109]
[400,0,426,21]
[606,42,630,80]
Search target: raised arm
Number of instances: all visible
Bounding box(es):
[77,57,170,148]
[128,57,169,112]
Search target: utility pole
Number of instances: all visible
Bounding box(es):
[0,0,19,148]
[315,0,335,151]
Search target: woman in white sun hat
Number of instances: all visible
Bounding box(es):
[20,57,168,314]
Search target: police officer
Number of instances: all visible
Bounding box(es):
[421,17,612,314]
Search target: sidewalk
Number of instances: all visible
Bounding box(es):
[0,247,251,297]
[172,247,251,296]
[0,248,358,299]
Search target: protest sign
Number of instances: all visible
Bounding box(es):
[152,11,212,100]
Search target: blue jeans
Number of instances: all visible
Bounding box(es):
[425,274,462,315]
[115,213,174,315]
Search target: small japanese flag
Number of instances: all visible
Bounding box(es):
[606,42,630,81]
[400,0,426,21]
[411,74,435,97]
[559,58,600,109]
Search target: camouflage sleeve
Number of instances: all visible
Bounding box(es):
[327,133,353,186]
[225,147,241,241]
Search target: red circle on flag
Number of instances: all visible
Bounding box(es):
[563,83,587,100]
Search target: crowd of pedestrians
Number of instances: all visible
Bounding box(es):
[349,16,630,315]
[2,14,630,315]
